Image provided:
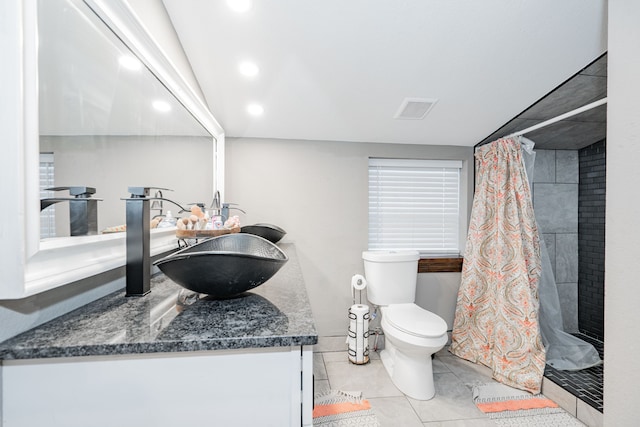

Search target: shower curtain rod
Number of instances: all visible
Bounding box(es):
[507,97,607,138]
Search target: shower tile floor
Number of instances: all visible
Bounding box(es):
[543,333,604,413]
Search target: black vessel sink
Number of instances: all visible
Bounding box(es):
[154,234,288,298]
[240,223,287,243]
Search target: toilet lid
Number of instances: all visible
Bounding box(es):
[385,303,447,338]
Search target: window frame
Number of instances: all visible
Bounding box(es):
[368,157,464,257]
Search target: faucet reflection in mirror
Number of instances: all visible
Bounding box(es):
[151,190,164,218]
[40,186,102,236]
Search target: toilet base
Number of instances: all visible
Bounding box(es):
[380,339,437,400]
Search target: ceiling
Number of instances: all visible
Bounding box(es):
[478,54,607,150]
[163,0,608,147]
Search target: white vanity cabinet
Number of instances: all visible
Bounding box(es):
[0,244,318,426]
[2,347,314,426]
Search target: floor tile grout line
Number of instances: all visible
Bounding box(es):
[321,352,331,390]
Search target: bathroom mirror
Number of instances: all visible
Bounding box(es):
[39,0,214,238]
[0,0,224,298]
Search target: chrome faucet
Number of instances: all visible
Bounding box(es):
[211,190,221,211]
[221,202,246,222]
[212,190,246,222]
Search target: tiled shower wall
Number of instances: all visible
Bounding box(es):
[532,150,579,332]
[578,140,606,340]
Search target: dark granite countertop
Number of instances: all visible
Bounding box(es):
[0,243,317,360]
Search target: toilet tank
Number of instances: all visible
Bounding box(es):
[362,250,420,306]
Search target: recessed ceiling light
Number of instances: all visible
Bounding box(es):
[152,100,171,113]
[227,0,252,13]
[247,103,264,116]
[238,61,259,78]
[118,55,142,71]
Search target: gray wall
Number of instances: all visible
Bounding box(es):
[1,135,471,343]
[532,149,579,332]
[225,137,473,335]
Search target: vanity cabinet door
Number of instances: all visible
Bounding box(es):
[2,346,312,426]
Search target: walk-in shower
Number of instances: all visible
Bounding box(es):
[476,53,608,413]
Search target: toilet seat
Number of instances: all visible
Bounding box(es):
[384,303,447,338]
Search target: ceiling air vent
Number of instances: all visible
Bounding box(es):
[394,98,438,120]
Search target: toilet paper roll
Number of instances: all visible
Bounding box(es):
[351,274,367,291]
[351,274,368,302]
[348,304,370,365]
[349,303,369,317]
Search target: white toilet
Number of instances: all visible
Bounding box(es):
[362,250,448,400]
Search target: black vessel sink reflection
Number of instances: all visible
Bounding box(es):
[154,234,288,298]
[240,223,286,243]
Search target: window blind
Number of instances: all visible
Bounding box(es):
[368,158,462,255]
[40,153,56,238]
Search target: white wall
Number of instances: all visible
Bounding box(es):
[225,137,473,335]
[604,1,640,423]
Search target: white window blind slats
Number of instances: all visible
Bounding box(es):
[40,153,55,238]
[371,191,460,198]
[368,159,461,255]
[369,234,460,241]
[369,158,462,169]
[370,203,459,209]
[371,225,460,231]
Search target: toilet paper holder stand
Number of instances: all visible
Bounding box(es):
[347,274,370,365]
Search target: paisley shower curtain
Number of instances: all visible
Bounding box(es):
[450,137,546,394]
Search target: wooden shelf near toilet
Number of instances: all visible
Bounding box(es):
[418,257,463,273]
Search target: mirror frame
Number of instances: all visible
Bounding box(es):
[0,0,224,298]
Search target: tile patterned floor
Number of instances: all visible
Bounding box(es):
[543,333,604,413]
[313,336,587,426]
